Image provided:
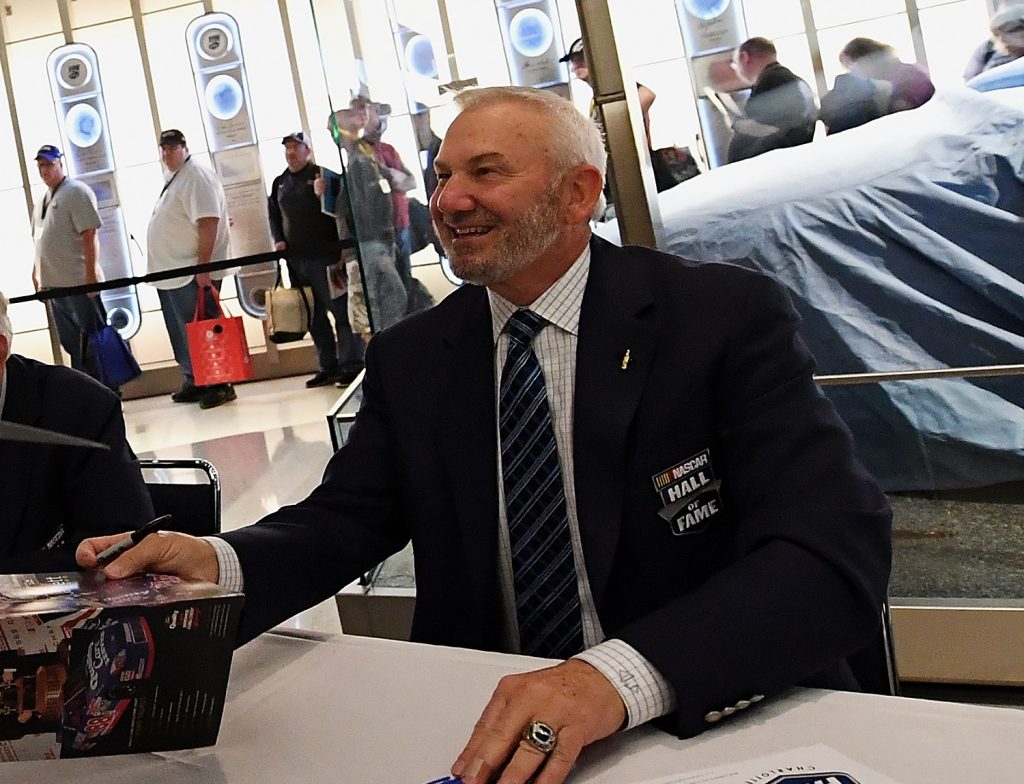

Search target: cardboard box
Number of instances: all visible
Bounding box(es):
[0,571,242,762]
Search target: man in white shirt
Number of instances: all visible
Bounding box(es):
[146,129,235,410]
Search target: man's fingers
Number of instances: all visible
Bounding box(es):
[76,534,130,567]
[76,532,219,583]
[534,726,585,784]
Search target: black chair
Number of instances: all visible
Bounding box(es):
[139,458,221,537]
[847,600,901,696]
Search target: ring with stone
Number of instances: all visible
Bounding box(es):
[521,720,558,754]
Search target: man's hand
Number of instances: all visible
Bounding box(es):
[196,271,214,290]
[275,241,287,252]
[313,170,326,198]
[451,659,626,784]
[76,531,220,583]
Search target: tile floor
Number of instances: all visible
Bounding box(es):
[123,375,347,634]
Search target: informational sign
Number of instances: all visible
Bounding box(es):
[46,43,140,339]
[495,0,568,90]
[185,12,276,317]
[673,0,748,168]
[675,0,745,57]
[392,22,451,112]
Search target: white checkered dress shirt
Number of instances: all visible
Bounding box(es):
[489,245,675,729]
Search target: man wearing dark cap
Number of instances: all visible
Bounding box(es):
[268,131,363,387]
[147,129,237,409]
[560,37,657,149]
[30,144,106,382]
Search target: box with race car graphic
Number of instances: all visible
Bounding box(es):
[0,571,242,762]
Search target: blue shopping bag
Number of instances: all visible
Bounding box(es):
[88,324,142,389]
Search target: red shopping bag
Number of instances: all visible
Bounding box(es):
[186,284,254,386]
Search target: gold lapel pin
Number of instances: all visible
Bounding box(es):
[621,349,631,370]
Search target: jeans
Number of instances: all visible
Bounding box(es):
[360,240,407,333]
[286,254,363,374]
[51,293,105,379]
[157,279,221,387]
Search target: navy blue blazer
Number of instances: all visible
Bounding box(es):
[1,354,153,572]
[225,236,892,737]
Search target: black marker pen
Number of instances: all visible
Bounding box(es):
[95,514,171,567]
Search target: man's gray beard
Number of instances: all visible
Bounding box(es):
[444,194,563,288]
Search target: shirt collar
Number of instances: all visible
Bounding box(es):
[488,243,591,345]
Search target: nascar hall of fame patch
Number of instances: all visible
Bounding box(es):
[651,449,723,535]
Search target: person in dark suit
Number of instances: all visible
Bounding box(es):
[0,292,153,573]
[79,87,891,784]
[728,36,818,163]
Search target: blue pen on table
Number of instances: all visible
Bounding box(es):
[423,777,462,784]
[94,514,172,567]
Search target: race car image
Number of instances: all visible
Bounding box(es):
[61,616,154,754]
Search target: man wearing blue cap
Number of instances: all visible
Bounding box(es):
[31,144,105,381]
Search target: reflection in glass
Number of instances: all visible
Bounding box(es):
[404,33,439,78]
[509,8,555,58]
[204,74,245,121]
[64,103,103,148]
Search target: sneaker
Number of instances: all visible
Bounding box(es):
[334,367,364,386]
[199,384,237,410]
[171,383,204,403]
[305,370,339,388]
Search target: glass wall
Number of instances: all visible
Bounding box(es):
[2,0,1000,363]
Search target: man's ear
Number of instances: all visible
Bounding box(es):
[561,164,604,225]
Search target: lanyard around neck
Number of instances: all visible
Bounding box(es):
[41,177,66,220]
[160,155,192,198]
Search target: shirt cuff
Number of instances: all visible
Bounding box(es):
[573,639,677,730]
[203,536,244,593]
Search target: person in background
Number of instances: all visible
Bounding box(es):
[320,106,407,340]
[560,36,656,149]
[79,86,890,784]
[30,145,106,382]
[839,38,935,113]
[355,97,435,316]
[728,37,818,163]
[964,5,1024,80]
[0,291,153,573]
[146,129,236,410]
[412,109,442,203]
[269,132,364,387]
[819,71,891,135]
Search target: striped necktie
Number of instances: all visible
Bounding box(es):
[499,309,584,659]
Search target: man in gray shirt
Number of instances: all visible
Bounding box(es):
[31,145,105,380]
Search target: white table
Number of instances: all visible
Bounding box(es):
[9,631,1024,783]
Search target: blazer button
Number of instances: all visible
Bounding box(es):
[722,706,736,716]
[736,700,751,710]
[704,710,723,723]
[750,694,765,703]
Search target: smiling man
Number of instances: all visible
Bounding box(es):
[79,87,890,784]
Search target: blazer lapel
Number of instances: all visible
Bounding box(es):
[2,357,43,552]
[437,290,501,600]
[574,237,658,607]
